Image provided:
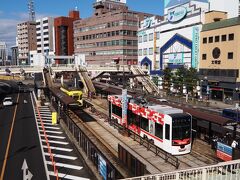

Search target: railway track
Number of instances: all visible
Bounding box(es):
[71,108,164,173]
[84,99,219,170]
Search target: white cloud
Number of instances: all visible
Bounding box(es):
[0,12,58,50]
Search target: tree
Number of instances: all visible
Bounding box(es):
[163,68,173,93]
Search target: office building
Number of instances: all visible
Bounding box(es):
[17,21,37,65]
[74,0,156,65]
[199,11,240,101]
[54,10,80,64]
[36,17,54,55]
[0,42,7,66]
[11,46,18,65]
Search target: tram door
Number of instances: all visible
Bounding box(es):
[149,121,155,136]
[164,124,171,149]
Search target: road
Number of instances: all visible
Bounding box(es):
[0,92,47,180]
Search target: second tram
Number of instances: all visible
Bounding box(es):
[108,95,192,155]
[60,87,83,107]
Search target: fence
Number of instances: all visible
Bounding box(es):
[123,159,240,180]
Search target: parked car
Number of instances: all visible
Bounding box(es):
[3,97,13,106]
[157,98,168,103]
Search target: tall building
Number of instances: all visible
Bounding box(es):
[36,17,54,55]
[11,46,18,65]
[138,0,239,75]
[54,10,80,63]
[74,0,155,65]
[199,11,240,101]
[0,42,8,66]
[17,21,37,65]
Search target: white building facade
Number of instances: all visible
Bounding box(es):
[0,42,8,66]
[36,17,55,55]
[138,0,239,75]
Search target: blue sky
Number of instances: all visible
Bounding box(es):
[0,0,164,50]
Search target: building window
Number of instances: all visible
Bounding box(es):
[209,37,213,43]
[228,52,233,59]
[156,47,160,54]
[143,34,147,42]
[149,48,153,55]
[156,32,160,40]
[221,35,226,41]
[229,33,234,41]
[143,48,147,55]
[215,36,220,42]
[202,54,207,60]
[138,49,142,56]
[149,33,153,41]
[203,37,207,44]
[138,36,142,43]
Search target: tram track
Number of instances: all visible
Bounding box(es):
[71,108,164,173]
[83,98,220,169]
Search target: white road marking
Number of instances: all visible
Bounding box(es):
[41,139,69,145]
[49,172,90,180]
[45,153,77,160]
[40,134,65,139]
[39,126,60,130]
[46,161,82,170]
[38,119,52,123]
[43,146,73,152]
[39,130,63,134]
[38,122,55,126]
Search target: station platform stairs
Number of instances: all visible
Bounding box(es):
[130,66,159,96]
[77,66,96,96]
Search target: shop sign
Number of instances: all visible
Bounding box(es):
[98,155,107,180]
[169,53,183,64]
[192,26,200,68]
[168,6,187,22]
[143,18,152,28]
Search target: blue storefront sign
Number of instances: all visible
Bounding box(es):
[191,26,200,68]
[99,155,107,180]
[168,6,187,22]
[122,89,128,126]
[169,53,183,64]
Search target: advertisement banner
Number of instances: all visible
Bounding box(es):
[217,142,233,161]
[169,53,183,64]
[122,89,128,127]
[192,26,200,68]
[98,155,107,180]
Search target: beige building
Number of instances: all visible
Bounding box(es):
[74,0,156,65]
[17,21,37,65]
[199,11,240,101]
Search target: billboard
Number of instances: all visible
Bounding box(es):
[191,26,200,68]
[169,53,184,64]
[99,155,107,180]
[122,89,128,127]
[216,142,233,161]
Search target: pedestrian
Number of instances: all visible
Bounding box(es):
[231,140,238,148]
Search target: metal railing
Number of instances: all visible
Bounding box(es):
[123,159,240,180]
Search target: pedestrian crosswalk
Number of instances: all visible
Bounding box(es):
[34,106,90,180]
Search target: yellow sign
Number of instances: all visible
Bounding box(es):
[52,112,57,125]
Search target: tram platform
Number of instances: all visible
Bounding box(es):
[83,97,218,174]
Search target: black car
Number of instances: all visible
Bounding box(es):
[17,81,24,86]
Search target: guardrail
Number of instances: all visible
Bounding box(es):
[123,159,240,180]
[32,92,59,180]
[107,118,180,169]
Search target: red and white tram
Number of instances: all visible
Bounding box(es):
[108,95,192,155]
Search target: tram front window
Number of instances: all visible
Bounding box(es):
[172,116,191,145]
